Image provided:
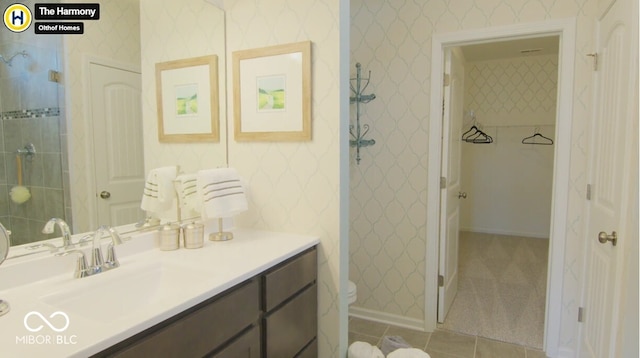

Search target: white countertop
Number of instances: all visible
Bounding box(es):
[0,228,319,357]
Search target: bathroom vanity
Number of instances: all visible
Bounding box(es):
[97,247,317,357]
[0,228,319,357]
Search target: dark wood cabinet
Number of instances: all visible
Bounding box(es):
[208,325,261,358]
[262,247,317,357]
[264,284,317,357]
[94,247,317,358]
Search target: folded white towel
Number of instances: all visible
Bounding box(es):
[141,166,177,213]
[175,173,199,217]
[197,168,248,219]
[386,348,430,358]
[348,342,385,358]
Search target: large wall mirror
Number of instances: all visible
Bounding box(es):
[1,0,227,247]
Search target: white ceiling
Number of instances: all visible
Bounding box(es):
[460,36,560,62]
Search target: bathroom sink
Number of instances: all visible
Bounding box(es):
[39,261,210,322]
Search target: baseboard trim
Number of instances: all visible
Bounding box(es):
[460,227,550,239]
[555,347,575,358]
[349,306,426,332]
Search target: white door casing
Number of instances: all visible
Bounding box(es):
[437,47,465,323]
[89,63,145,226]
[426,19,576,357]
[579,0,638,356]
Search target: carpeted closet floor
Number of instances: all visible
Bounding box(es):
[440,231,549,349]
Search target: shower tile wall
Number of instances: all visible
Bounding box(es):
[350,0,596,352]
[0,4,66,245]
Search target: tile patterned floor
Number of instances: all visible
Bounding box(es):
[348,317,547,358]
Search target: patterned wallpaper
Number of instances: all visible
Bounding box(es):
[349,0,431,325]
[225,1,345,357]
[465,55,558,126]
[350,0,596,356]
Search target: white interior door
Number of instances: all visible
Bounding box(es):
[438,47,465,323]
[580,0,638,356]
[90,63,145,226]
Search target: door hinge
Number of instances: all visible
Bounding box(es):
[586,184,592,200]
[443,73,450,86]
[48,70,61,83]
[578,307,585,322]
[587,53,598,71]
[440,176,447,189]
[438,275,444,287]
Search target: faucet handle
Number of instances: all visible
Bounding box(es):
[55,250,92,278]
[78,234,92,247]
[104,243,120,270]
[102,225,123,246]
[90,246,104,273]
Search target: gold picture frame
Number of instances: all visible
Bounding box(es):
[156,55,219,142]
[233,41,311,141]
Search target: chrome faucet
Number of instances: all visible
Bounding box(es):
[57,226,123,279]
[92,225,123,271]
[56,249,92,278]
[42,218,73,249]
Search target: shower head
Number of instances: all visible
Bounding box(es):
[0,50,28,67]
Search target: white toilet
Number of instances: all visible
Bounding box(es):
[348,280,357,305]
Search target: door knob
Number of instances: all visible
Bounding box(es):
[598,231,617,246]
[100,191,111,199]
[458,192,467,199]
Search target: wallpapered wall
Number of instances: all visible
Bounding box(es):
[148,0,346,356]
[460,55,557,238]
[350,0,595,355]
[226,1,346,357]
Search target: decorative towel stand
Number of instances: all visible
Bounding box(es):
[350,63,376,164]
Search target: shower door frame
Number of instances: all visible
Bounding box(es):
[425,18,576,358]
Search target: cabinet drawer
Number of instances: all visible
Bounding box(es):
[208,325,261,358]
[106,279,260,358]
[264,284,317,358]
[263,247,316,312]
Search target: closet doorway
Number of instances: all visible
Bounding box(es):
[425,19,576,358]
[439,37,559,349]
